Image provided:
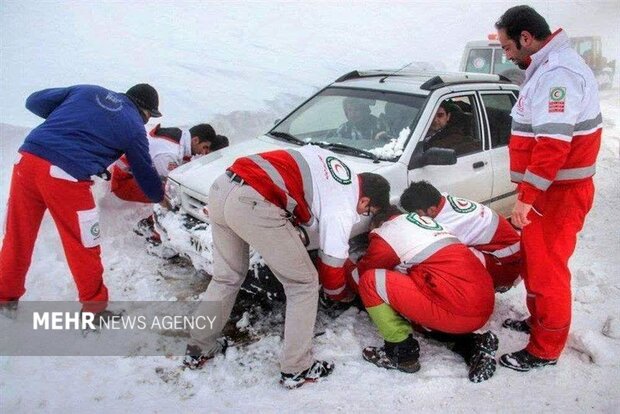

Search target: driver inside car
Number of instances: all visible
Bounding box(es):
[336,97,387,141]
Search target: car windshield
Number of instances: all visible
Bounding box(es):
[270,87,426,161]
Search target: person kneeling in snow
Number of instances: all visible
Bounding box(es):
[110,124,228,246]
[349,206,498,383]
[400,181,521,292]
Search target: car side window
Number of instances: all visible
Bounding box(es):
[481,93,516,148]
[424,95,482,157]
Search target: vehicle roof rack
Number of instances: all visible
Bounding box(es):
[334,70,392,83]
[336,70,515,87]
[420,74,513,90]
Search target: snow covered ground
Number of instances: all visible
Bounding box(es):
[1,1,620,412]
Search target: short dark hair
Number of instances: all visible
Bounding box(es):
[212,134,230,151]
[438,100,452,113]
[400,181,442,212]
[359,172,390,210]
[189,123,216,143]
[495,5,551,46]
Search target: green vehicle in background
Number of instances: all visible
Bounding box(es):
[460,34,615,89]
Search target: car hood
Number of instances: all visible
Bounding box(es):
[168,135,389,197]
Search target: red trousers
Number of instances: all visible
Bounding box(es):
[110,165,151,203]
[484,253,521,290]
[358,268,492,334]
[0,152,107,312]
[522,179,594,359]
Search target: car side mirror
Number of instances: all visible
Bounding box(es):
[408,147,457,169]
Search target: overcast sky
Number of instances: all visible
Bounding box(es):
[1,0,618,128]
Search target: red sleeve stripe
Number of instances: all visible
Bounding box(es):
[247,154,298,213]
[524,170,553,191]
[556,165,596,180]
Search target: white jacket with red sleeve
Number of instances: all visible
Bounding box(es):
[509,29,602,205]
[433,194,520,264]
[229,145,361,300]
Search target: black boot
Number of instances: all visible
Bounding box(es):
[467,331,499,383]
[280,360,335,389]
[182,339,228,370]
[502,318,531,334]
[362,335,421,373]
[425,330,498,383]
[500,349,557,372]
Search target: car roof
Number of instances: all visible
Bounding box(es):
[330,69,516,95]
[464,40,501,48]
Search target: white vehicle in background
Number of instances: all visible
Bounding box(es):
[155,70,519,296]
[460,35,525,85]
[461,34,616,88]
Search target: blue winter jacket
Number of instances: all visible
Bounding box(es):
[20,85,163,202]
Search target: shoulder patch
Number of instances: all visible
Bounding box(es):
[405,213,443,231]
[447,195,477,213]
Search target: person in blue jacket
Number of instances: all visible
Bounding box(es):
[0,83,164,317]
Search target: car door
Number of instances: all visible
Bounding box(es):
[478,90,518,216]
[407,92,493,204]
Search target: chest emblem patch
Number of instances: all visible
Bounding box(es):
[326,156,352,185]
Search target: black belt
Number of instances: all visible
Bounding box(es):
[225,170,245,184]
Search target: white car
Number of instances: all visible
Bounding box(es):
[155,70,519,281]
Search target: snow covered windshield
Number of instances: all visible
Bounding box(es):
[269,87,426,161]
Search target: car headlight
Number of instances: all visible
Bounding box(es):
[164,179,182,210]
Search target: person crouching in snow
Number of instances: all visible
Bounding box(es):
[400,181,521,292]
[183,145,391,389]
[349,206,498,382]
[110,124,229,246]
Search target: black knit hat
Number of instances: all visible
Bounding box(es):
[126,83,162,117]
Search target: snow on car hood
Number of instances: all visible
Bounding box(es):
[168,135,389,197]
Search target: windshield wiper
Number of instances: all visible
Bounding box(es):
[318,142,380,163]
[269,131,307,146]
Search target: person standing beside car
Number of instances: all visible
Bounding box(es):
[0,83,164,316]
[183,144,390,389]
[495,5,602,371]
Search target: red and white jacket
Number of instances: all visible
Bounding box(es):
[351,213,494,317]
[115,125,192,179]
[433,194,520,265]
[111,125,192,202]
[510,29,602,204]
[230,145,361,300]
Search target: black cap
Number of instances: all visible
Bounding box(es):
[126,83,162,117]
